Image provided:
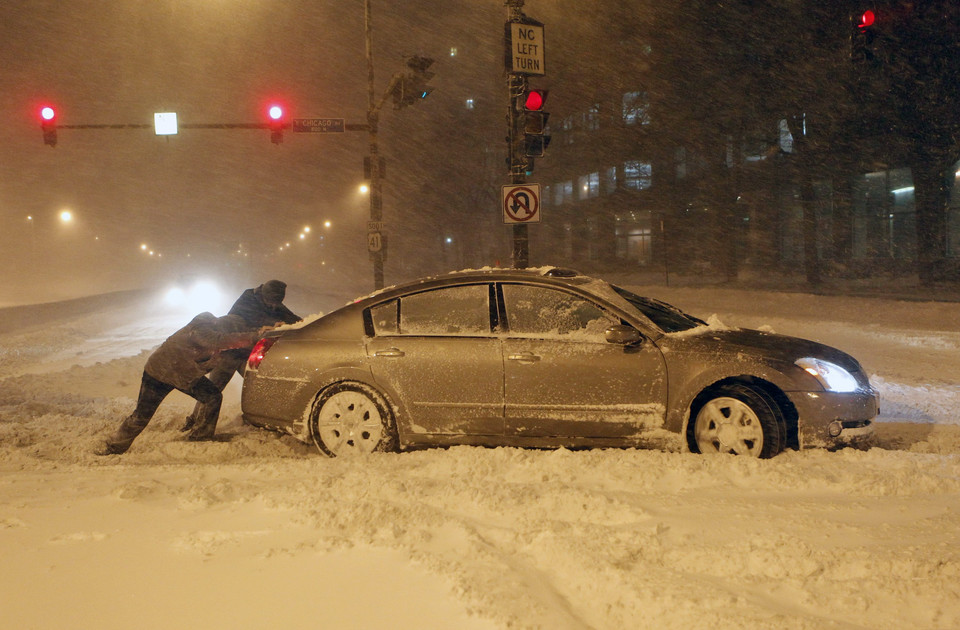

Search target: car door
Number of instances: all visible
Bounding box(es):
[365,283,504,437]
[500,283,667,438]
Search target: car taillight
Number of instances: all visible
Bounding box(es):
[248,337,277,371]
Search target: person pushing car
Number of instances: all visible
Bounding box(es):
[180,280,301,434]
[97,312,268,455]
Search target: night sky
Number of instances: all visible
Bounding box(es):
[1,0,497,303]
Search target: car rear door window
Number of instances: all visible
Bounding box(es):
[400,284,490,336]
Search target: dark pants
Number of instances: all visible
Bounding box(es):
[183,349,248,430]
[105,371,223,454]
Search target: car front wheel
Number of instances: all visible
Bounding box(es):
[689,383,785,458]
[309,382,398,457]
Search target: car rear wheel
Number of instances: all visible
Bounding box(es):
[689,383,785,458]
[310,382,398,457]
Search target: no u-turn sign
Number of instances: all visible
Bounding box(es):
[502,184,541,224]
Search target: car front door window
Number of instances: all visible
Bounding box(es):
[502,284,616,338]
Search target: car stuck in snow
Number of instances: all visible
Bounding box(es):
[241,267,878,458]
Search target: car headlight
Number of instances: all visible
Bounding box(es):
[795,357,860,393]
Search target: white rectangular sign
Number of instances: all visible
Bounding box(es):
[509,22,545,75]
[154,112,178,135]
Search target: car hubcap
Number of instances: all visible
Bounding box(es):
[317,391,384,455]
[695,396,764,456]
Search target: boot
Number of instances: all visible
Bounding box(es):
[180,415,197,433]
[101,413,150,454]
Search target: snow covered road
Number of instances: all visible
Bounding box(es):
[1,284,958,629]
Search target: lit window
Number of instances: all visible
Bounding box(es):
[605,166,617,193]
[622,91,651,126]
[624,161,652,190]
[578,172,600,200]
[465,98,475,110]
[450,47,458,57]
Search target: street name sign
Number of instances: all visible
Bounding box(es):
[292,118,346,133]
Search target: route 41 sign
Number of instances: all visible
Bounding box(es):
[502,184,541,224]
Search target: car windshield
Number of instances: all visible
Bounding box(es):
[610,285,705,333]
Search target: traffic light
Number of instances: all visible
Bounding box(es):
[392,56,435,109]
[39,105,57,147]
[522,88,551,157]
[267,103,285,144]
[852,8,882,62]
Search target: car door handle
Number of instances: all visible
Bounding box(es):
[508,351,541,363]
[375,348,405,358]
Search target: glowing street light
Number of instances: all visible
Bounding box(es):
[324,220,332,229]
[59,210,73,223]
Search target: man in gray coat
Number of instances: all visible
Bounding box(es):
[181,280,300,433]
[98,313,265,455]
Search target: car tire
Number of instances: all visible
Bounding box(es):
[688,383,786,458]
[309,381,398,457]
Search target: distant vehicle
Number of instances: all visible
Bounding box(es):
[241,267,877,458]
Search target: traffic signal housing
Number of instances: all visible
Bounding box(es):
[522,88,550,157]
[852,9,879,61]
[39,105,57,147]
[267,103,285,144]
[392,56,435,109]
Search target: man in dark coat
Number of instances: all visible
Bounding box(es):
[98,313,263,455]
[180,280,301,433]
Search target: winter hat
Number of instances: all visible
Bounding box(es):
[261,280,287,306]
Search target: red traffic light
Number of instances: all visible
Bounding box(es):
[524,90,546,111]
[266,103,286,144]
[858,10,875,28]
[39,105,58,147]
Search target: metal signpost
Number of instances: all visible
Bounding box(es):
[505,0,545,268]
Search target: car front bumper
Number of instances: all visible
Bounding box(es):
[792,388,880,449]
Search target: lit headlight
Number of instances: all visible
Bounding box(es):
[795,357,859,393]
[162,279,226,315]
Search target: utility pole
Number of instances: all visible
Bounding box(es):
[365,0,385,290]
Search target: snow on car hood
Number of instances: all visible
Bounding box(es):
[664,324,861,370]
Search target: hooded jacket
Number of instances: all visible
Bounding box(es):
[144,313,260,390]
[228,283,301,329]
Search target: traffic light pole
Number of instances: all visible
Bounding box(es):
[506,0,529,269]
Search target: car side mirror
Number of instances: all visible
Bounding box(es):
[605,324,642,345]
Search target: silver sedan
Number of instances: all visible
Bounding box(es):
[241,267,878,458]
